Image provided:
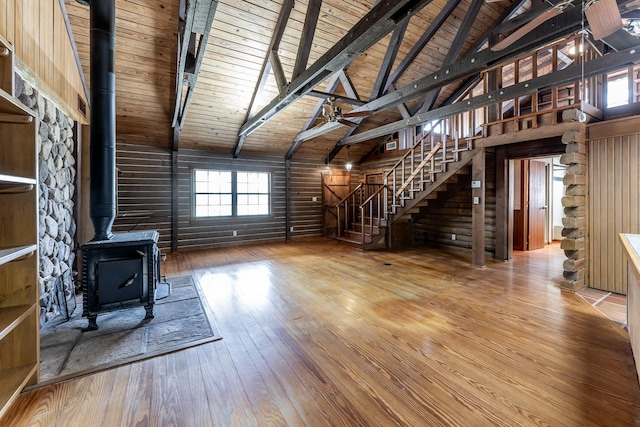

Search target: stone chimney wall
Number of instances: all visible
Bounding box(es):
[15,74,77,326]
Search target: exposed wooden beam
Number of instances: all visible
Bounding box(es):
[316,0,537,156]
[171,128,179,253]
[323,16,409,164]
[372,18,409,100]
[494,146,510,261]
[285,71,343,160]
[287,68,364,160]
[417,0,484,113]
[383,0,464,94]
[292,0,323,81]
[269,50,287,91]
[236,0,436,141]
[172,0,218,130]
[306,90,366,106]
[338,70,361,100]
[233,0,295,158]
[340,43,640,145]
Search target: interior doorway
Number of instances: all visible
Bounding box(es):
[510,156,565,251]
[321,171,351,236]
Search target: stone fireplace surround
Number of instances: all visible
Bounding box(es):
[15,73,77,327]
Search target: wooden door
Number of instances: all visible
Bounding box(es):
[527,160,547,250]
[512,160,528,251]
[322,172,351,236]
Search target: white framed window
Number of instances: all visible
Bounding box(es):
[193,169,270,218]
[237,171,270,216]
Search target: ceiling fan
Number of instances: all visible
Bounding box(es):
[492,0,623,51]
[315,97,372,128]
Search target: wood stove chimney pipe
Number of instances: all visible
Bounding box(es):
[78,0,117,241]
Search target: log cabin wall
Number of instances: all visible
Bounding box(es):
[176,149,287,250]
[0,0,88,123]
[114,143,173,250]
[289,159,360,238]
[588,116,640,294]
[114,143,354,252]
[414,152,497,254]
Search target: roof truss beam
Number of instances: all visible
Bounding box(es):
[235,0,436,144]
[312,16,581,155]
[172,0,219,131]
[233,0,295,158]
[417,0,484,113]
[384,0,464,94]
[322,0,525,163]
[292,0,323,81]
[285,69,363,159]
[340,44,640,146]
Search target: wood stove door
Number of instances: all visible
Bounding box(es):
[98,258,144,304]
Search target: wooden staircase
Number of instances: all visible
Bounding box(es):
[335,128,479,250]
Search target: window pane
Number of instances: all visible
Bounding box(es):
[195,181,208,193]
[193,169,232,217]
[196,206,208,217]
[608,75,628,108]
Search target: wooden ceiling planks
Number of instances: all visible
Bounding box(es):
[63,0,514,159]
[65,0,178,147]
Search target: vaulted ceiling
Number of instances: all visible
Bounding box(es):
[62,0,637,164]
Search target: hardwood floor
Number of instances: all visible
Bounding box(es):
[4,238,640,426]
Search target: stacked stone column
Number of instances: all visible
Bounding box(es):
[15,74,77,325]
[560,129,587,290]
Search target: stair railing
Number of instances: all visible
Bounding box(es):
[383,132,444,215]
[359,184,387,246]
[335,183,383,238]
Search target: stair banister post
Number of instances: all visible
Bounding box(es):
[337,200,341,237]
[383,176,388,215]
[360,205,365,246]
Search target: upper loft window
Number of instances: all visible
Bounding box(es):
[607,75,629,108]
[193,169,270,218]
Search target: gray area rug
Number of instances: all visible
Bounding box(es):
[38,276,222,385]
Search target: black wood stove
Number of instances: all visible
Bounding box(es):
[78,0,161,330]
[81,231,159,330]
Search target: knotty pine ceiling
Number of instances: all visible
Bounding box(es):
[64,0,512,164]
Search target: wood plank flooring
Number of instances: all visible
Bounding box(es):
[3,238,640,426]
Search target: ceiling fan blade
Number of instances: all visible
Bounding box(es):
[492,6,561,51]
[585,0,623,40]
[342,111,372,118]
[337,119,359,127]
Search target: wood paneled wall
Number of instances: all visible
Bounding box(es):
[588,130,640,294]
[414,153,497,254]
[0,0,87,123]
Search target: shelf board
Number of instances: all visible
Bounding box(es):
[0,363,38,420]
[0,305,35,341]
[0,245,38,267]
[0,174,36,193]
[0,88,34,117]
